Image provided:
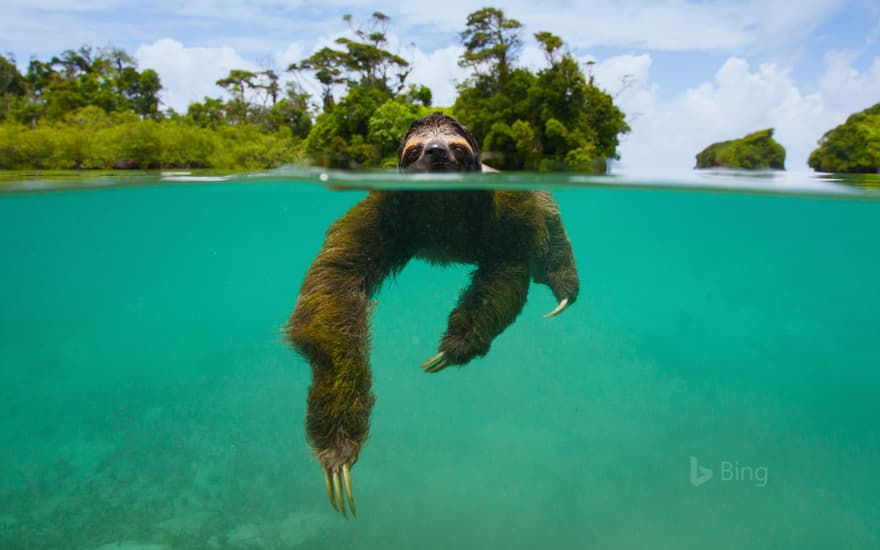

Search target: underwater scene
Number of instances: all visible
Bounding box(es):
[1,170,878,549]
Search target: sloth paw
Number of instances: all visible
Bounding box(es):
[315,447,358,518]
[420,332,490,373]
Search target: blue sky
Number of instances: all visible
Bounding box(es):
[2,0,879,173]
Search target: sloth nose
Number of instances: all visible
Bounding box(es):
[424,140,449,161]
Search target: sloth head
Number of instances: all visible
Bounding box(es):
[398,112,481,173]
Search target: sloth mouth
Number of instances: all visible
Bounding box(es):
[409,158,460,172]
[427,160,459,171]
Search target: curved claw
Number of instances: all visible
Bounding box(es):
[325,464,356,518]
[420,351,449,373]
[324,470,338,512]
[342,464,356,517]
[332,470,347,518]
[544,298,569,318]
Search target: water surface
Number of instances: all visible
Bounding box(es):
[1,169,878,548]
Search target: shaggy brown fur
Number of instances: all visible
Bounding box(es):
[287,112,579,481]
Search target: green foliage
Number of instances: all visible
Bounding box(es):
[8,46,163,123]
[459,7,523,83]
[808,103,880,173]
[695,129,786,170]
[289,47,348,111]
[0,54,27,121]
[303,85,391,168]
[367,98,424,165]
[534,32,562,65]
[403,84,432,107]
[289,11,410,109]
[0,106,301,170]
[2,7,633,173]
[454,16,629,172]
[289,12,425,168]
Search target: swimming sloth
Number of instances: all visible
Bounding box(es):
[287,113,579,517]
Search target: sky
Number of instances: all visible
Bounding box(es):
[2,0,879,174]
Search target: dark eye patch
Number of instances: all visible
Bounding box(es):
[403,145,423,166]
[448,141,472,158]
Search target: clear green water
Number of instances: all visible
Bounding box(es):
[1,170,878,549]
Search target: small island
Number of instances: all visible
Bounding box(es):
[695,129,786,170]
[808,102,880,173]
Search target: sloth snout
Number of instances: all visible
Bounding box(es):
[424,141,449,161]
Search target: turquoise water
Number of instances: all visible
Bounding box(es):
[1,171,878,548]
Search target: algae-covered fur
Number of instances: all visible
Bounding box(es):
[287,112,579,516]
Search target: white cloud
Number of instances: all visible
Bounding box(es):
[135,38,259,112]
[610,52,880,174]
[4,0,851,65]
[408,46,467,107]
[273,43,306,73]
[818,50,880,113]
[591,54,654,99]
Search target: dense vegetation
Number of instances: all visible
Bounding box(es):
[0,7,629,172]
[0,47,310,169]
[453,9,629,171]
[808,102,880,173]
[695,129,786,170]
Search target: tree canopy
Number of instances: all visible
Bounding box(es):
[695,129,786,170]
[1,6,633,172]
[1,47,162,124]
[808,102,880,173]
[454,16,629,172]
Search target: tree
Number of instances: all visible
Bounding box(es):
[292,12,424,167]
[809,102,880,173]
[8,46,163,122]
[187,97,228,128]
[534,32,563,66]
[336,11,410,92]
[455,14,629,172]
[695,129,786,170]
[260,69,280,105]
[127,69,162,118]
[216,69,257,123]
[367,97,424,162]
[458,7,522,84]
[289,47,347,111]
[403,84,432,107]
[291,11,411,109]
[0,54,27,121]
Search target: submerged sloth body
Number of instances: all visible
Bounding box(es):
[287,113,579,516]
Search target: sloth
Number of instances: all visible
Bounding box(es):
[287,113,579,517]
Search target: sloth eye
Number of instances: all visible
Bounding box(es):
[450,143,469,156]
[403,145,423,165]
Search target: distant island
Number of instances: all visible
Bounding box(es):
[809,102,880,173]
[695,129,786,170]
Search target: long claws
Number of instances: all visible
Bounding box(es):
[332,470,347,518]
[342,464,356,517]
[544,297,569,318]
[325,465,355,518]
[420,351,449,373]
[324,470,338,512]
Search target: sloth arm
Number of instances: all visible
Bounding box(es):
[287,192,406,514]
[421,260,531,373]
[534,191,580,315]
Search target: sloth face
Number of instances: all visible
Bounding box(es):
[398,113,481,173]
